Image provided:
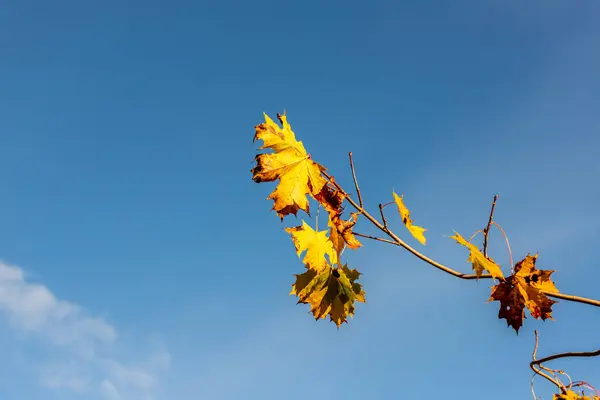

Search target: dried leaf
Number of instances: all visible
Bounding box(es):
[392,192,426,245]
[314,183,345,215]
[285,220,337,271]
[315,183,362,253]
[291,264,366,327]
[489,253,559,333]
[251,113,327,219]
[450,231,504,280]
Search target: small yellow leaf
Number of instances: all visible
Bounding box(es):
[450,231,504,280]
[392,192,426,245]
[285,220,337,271]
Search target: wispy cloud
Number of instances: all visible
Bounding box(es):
[0,262,169,400]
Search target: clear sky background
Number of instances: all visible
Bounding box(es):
[1,1,599,399]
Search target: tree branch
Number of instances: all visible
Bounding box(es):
[531,330,600,394]
[531,330,567,393]
[320,171,600,307]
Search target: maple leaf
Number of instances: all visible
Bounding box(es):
[392,192,426,245]
[291,264,366,327]
[251,113,327,219]
[554,390,600,400]
[489,253,559,333]
[328,212,362,255]
[314,183,362,254]
[314,182,345,215]
[450,231,504,280]
[285,220,337,271]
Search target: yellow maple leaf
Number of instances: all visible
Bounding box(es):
[291,264,366,327]
[489,253,559,333]
[553,390,599,400]
[392,192,426,245]
[450,231,504,280]
[285,220,337,271]
[251,113,327,219]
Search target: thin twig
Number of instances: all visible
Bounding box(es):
[315,203,320,230]
[531,330,600,394]
[320,170,600,306]
[379,204,388,229]
[533,347,600,365]
[354,232,403,246]
[469,229,484,242]
[483,194,498,258]
[531,330,567,392]
[322,171,488,280]
[348,152,363,208]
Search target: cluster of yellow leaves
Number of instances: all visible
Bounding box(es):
[286,219,366,326]
[251,113,365,326]
[554,390,600,400]
[489,253,559,333]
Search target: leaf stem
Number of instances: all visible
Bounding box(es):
[483,194,498,258]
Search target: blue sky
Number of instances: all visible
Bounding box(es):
[1,0,599,399]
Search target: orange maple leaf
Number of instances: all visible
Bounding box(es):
[291,264,366,327]
[489,253,559,333]
[251,113,327,219]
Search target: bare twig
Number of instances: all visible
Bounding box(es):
[533,346,600,365]
[531,330,567,392]
[348,152,363,208]
[531,330,600,394]
[354,232,399,246]
[483,194,498,258]
[322,171,488,280]
[320,170,600,307]
[379,204,388,229]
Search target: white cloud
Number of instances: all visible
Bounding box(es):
[0,261,169,400]
[101,380,121,400]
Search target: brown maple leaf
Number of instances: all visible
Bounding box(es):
[313,183,362,254]
[489,253,559,333]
